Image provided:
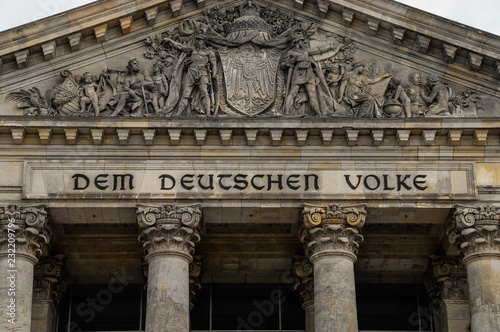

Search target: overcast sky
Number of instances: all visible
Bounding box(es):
[0,0,499,36]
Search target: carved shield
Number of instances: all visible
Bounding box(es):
[219,44,280,116]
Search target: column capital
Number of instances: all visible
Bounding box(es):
[300,204,366,263]
[301,203,367,230]
[425,255,468,301]
[136,203,202,262]
[447,205,500,260]
[0,204,50,260]
[292,255,314,310]
[33,254,67,303]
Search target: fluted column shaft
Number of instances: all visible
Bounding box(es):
[300,204,366,332]
[0,204,50,332]
[448,206,500,332]
[137,204,201,332]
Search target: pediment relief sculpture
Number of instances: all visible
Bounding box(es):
[5,1,487,119]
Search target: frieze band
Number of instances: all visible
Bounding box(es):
[5,1,484,119]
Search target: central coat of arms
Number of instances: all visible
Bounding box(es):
[219,44,280,116]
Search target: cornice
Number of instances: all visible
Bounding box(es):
[0,116,498,147]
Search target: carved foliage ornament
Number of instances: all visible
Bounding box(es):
[302,224,364,258]
[0,204,50,258]
[136,204,202,257]
[5,2,484,119]
[301,203,367,230]
[428,256,468,301]
[291,255,314,308]
[189,254,203,310]
[33,255,67,302]
[300,204,366,259]
[448,205,500,256]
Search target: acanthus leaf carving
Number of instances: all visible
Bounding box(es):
[0,204,50,258]
[136,204,202,258]
[299,204,366,261]
[291,255,314,309]
[189,254,203,310]
[428,255,468,301]
[33,255,67,303]
[447,205,500,257]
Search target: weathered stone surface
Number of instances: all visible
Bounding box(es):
[1,1,492,120]
[0,204,50,332]
[425,256,470,332]
[137,203,201,332]
[300,204,366,332]
[292,256,314,331]
[448,205,500,332]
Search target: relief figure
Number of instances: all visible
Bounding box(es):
[149,62,169,113]
[161,37,217,116]
[420,75,452,117]
[406,72,427,117]
[338,62,391,118]
[110,58,154,117]
[80,72,100,116]
[383,77,411,118]
[283,34,341,116]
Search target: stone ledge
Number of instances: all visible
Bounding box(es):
[0,116,498,147]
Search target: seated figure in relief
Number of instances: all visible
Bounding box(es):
[110,58,154,117]
[383,77,411,118]
[420,74,452,117]
[338,62,391,118]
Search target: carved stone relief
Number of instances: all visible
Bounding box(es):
[5,1,486,119]
[0,204,50,258]
[136,203,202,258]
[299,204,366,261]
[447,205,500,257]
[425,256,468,301]
[291,255,314,309]
[33,255,68,302]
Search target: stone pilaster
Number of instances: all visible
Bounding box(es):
[447,205,500,332]
[292,256,314,332]
[299,203,366,332]
[32,255,67,332]
[425,256,470,332]
[0,204,50,332]
[137,203,202,332]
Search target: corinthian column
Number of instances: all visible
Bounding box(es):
[448,205,500,332]
[137,203,202,332]
[300,204,366,332]
[0,204,50,331]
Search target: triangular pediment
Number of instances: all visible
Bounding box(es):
[1,0,500,119]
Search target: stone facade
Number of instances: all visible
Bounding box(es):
[1,0,500,331]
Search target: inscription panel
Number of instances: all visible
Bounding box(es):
[23,161,477,200]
